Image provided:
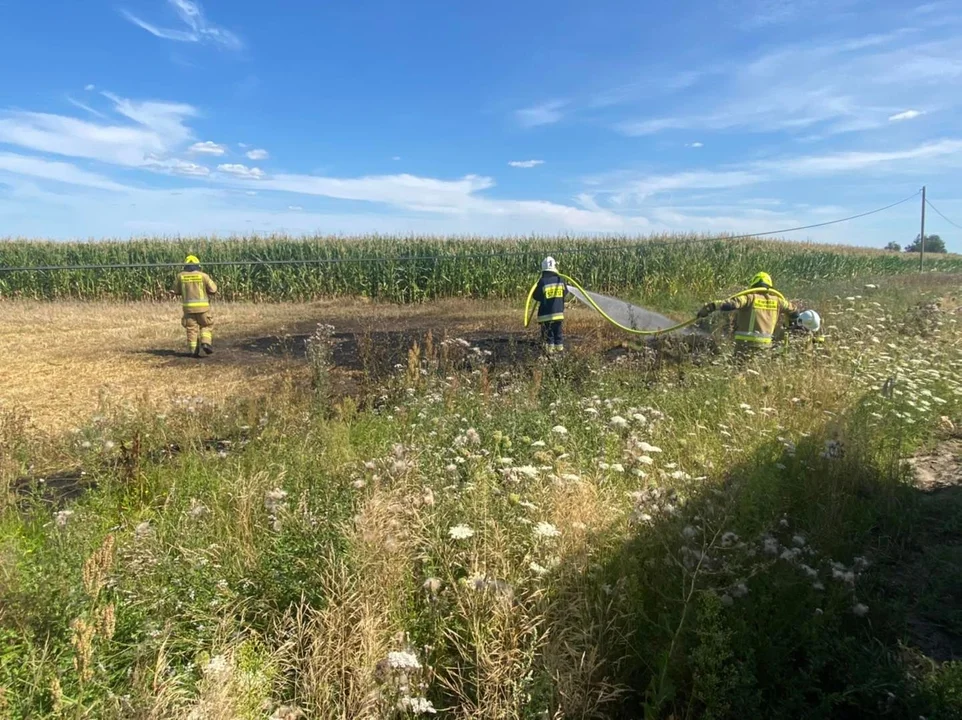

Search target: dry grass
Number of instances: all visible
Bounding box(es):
[0,298,620,435]
[0,298,533,434]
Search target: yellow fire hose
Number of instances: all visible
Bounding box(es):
[524,273,787,337]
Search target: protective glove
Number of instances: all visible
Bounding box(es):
[697,302,716,319]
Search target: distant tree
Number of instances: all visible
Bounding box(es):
[884,241,901,252]
[905,234,946,254]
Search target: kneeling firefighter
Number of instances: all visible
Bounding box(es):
[173,255,218,358]
[532,256,568,353]
[697,272,798,354]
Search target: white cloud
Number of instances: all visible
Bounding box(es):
[245,148,269,160]
[508,159,544,168]
[0,96,195,167]
[516,100,567,128]
[756,139,962,175]
[217,163,265,179]
[392,155,401,161]
[145,157,210,177]
[189,140,227,155]
[0,152,131,192]
[288,205,303,211]
[84,84,96,92]
[245,190,257,196]
[122,0,242,50]
[888,109,923,122]
[687,142,704,148]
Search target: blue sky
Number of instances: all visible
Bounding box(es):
[0,0,960,246]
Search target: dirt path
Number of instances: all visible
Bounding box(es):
[895,439,962,662]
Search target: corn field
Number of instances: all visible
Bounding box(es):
[1,234,957,303]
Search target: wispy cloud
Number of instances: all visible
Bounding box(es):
[245,148,269,160]
[84,84,96,92]
[686,142,704,148]
[0,95,195,167]
[122,0,242,50]
[0,152,131,191]
[287,205,303,211]
[189,140,227,155]
[888,109,923,122]
[508,159,544,168]
[66,97,107,119]
[217,163,264,179]
[614,31,962,139]
[515,100,567,128]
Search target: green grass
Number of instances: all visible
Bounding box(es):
[2,277,962,718]
[1,234,958,303]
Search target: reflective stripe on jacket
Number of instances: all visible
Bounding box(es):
[719,289,796,344]
[533,271,567,323]
[173,269,217,312]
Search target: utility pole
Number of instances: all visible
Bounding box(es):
[920,185,926,272]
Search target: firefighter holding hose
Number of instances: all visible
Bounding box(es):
[173,255,218,358]
[697,272,801,356]
[532,256,568,354]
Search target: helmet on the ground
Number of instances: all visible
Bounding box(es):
[185,255,200,265]
[750,271,773,288]
[541,256,557,272]
[798,309,821,332]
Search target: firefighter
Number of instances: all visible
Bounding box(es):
[532,256,567,353]
[697,272,798,356]
[172,255,218,358]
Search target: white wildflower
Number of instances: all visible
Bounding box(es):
[448,524,475,540]
[610,415,628,429]
[204,655,230,677]
[386,650,421,671]
[397,696,437,714]
[423,577,442,595]
[534,521,561,539]
[529,561,549,576]
[188,499,209,520]
[551,425,569,436]
[638,442,663,453]
[792,535,806,547]
[54,510,74,528]
[720,594,734,607]
[465,428,481,446]
[731,582,749,598]
[265,488,288,514]
[852,603,869,617]
[134,521,152,539]
[682,526,698,540]
[610,463,625,473]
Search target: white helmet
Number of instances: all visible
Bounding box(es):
[541,256,557,272]
[798,309,821,332]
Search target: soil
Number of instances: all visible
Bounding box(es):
[893,438,962,662]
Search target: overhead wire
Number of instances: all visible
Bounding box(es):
[0,189,922,273]
[925,197,962,231]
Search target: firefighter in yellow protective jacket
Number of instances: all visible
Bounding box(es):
[697,272,798,354]
[173,255,218,358]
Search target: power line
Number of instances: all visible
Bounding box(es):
[925,198,962,231]
[0,189,922,273]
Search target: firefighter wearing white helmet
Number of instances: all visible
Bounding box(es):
[172,254,218,358]
[532,256,568,353]
[697,271,799,356]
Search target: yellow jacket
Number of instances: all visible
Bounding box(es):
[173,269,217,313]
[718,289,796,344]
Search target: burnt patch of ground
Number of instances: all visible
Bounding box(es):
[238,328,566,374]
